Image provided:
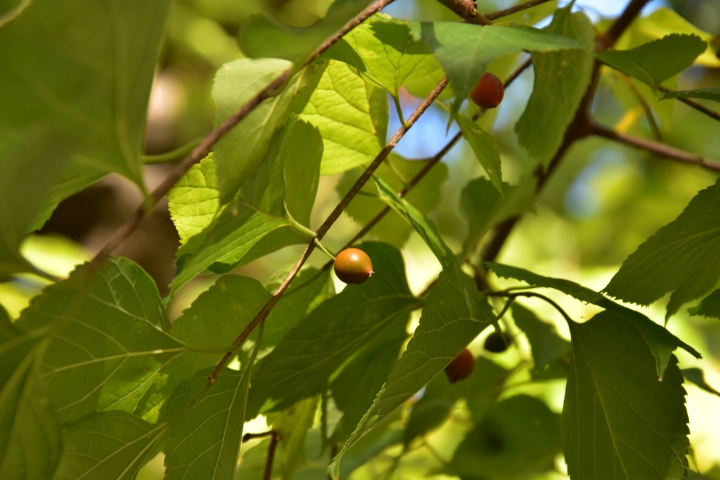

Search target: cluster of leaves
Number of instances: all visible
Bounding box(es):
[2,0,720,479]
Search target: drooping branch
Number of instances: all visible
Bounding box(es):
[208,78,449,384]
[591,123,720,173]
[263,431,281,480]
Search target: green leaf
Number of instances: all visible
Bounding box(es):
[512,303,570,372]
[564,311,689,479]
[247,242,421,417]
[170,275,271,351]
[404,357,509,446]
[449,395,561,479]
[325,16,444,98]
[486,262,701,377]
[597,34,706,90]
[515,7,594,165]
[212,58,294,202]
[375,177,455,267]
[457,115,503,193]
[13,258,193,424]
[661,88,720,103]
[267,396,319,480]
[409,21,584,113]
[238,0,370,63]
[332,262,495,475]
[170,118,322,296]
[53,411,165,480]
[688,289,720,320]
[330,318,407,442]
[0,0,171,189]
[167,154,220,245]
[291,59,388,175]
[0,350,61,480]
[604,178,720,318]
[337,154,448,248]
[682,368,720,397]
[0,0,29,26]
[460,177,536,255]
[0,133,72,275]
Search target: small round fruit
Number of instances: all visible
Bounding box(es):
[334,248,374,284]
[484,331,511,353]
[445,348,475,383]
[470,72,504,109]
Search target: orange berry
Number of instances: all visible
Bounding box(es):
[334,248,373,284]
[470,72,504,109]
[445,348,475,383]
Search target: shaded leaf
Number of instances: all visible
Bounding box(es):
[291,59,388,175]
[325,16,443,97]
[337,154,448,248]
[515,6,594,165]
[0,0,171,190]
[449,395,561,479]
[239,0,370,64]
[564,311,689,479]
[662,88,720,103]
[332,262,495,475]
[167,154,220,245]
[597,34,706,90]
[682,368,720,397]
[53,411,164,480]
[330,318,407,442]
[460,177,536,255]
[457,115,503,193]
[212,58,295,202]
[409,21,584,114]
[604,178,720,318]
[688,289,720,320]
[512,303,570,372]
[375,176,455,267]
[267,396,319,480]
[247,242,421,417]
[487,261,701,377]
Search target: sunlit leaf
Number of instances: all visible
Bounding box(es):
[291,59,388,175]
[167,154,220,245]
[564,311,689,479]
[598,34,706,90]
[325,16,443,97]
[332,262,495,475]
[487,262,701,377]
[54,411,164,480]
[515,6,594,165]
[604,178,720,318]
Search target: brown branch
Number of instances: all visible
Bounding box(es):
[659,86,720,124]
[591,123,720,173]
[264,431,281,480]
[88,0,396,270]
[435,0,492,25]
[243,430,275,443]
[207,79,449,384]
[484,0,553,20]
[602,0,651,49]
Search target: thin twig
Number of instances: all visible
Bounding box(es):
[619,75,664,141]
[659,85,720,124]
[602,0,651,49]
[435,0,492,25]
[263,431,281,480]
[207,79,449,384]
[484,0,553,20]
[591,123,720,172]
[243,430,275,443]
[88,0,396,270]
[487,290,574,326]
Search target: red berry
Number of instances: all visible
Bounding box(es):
[484,331,511,353]
[445,348,475,383]
[334,248,374,284]
[470,72,504,109]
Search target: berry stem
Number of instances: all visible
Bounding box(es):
[314,238,337,261]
